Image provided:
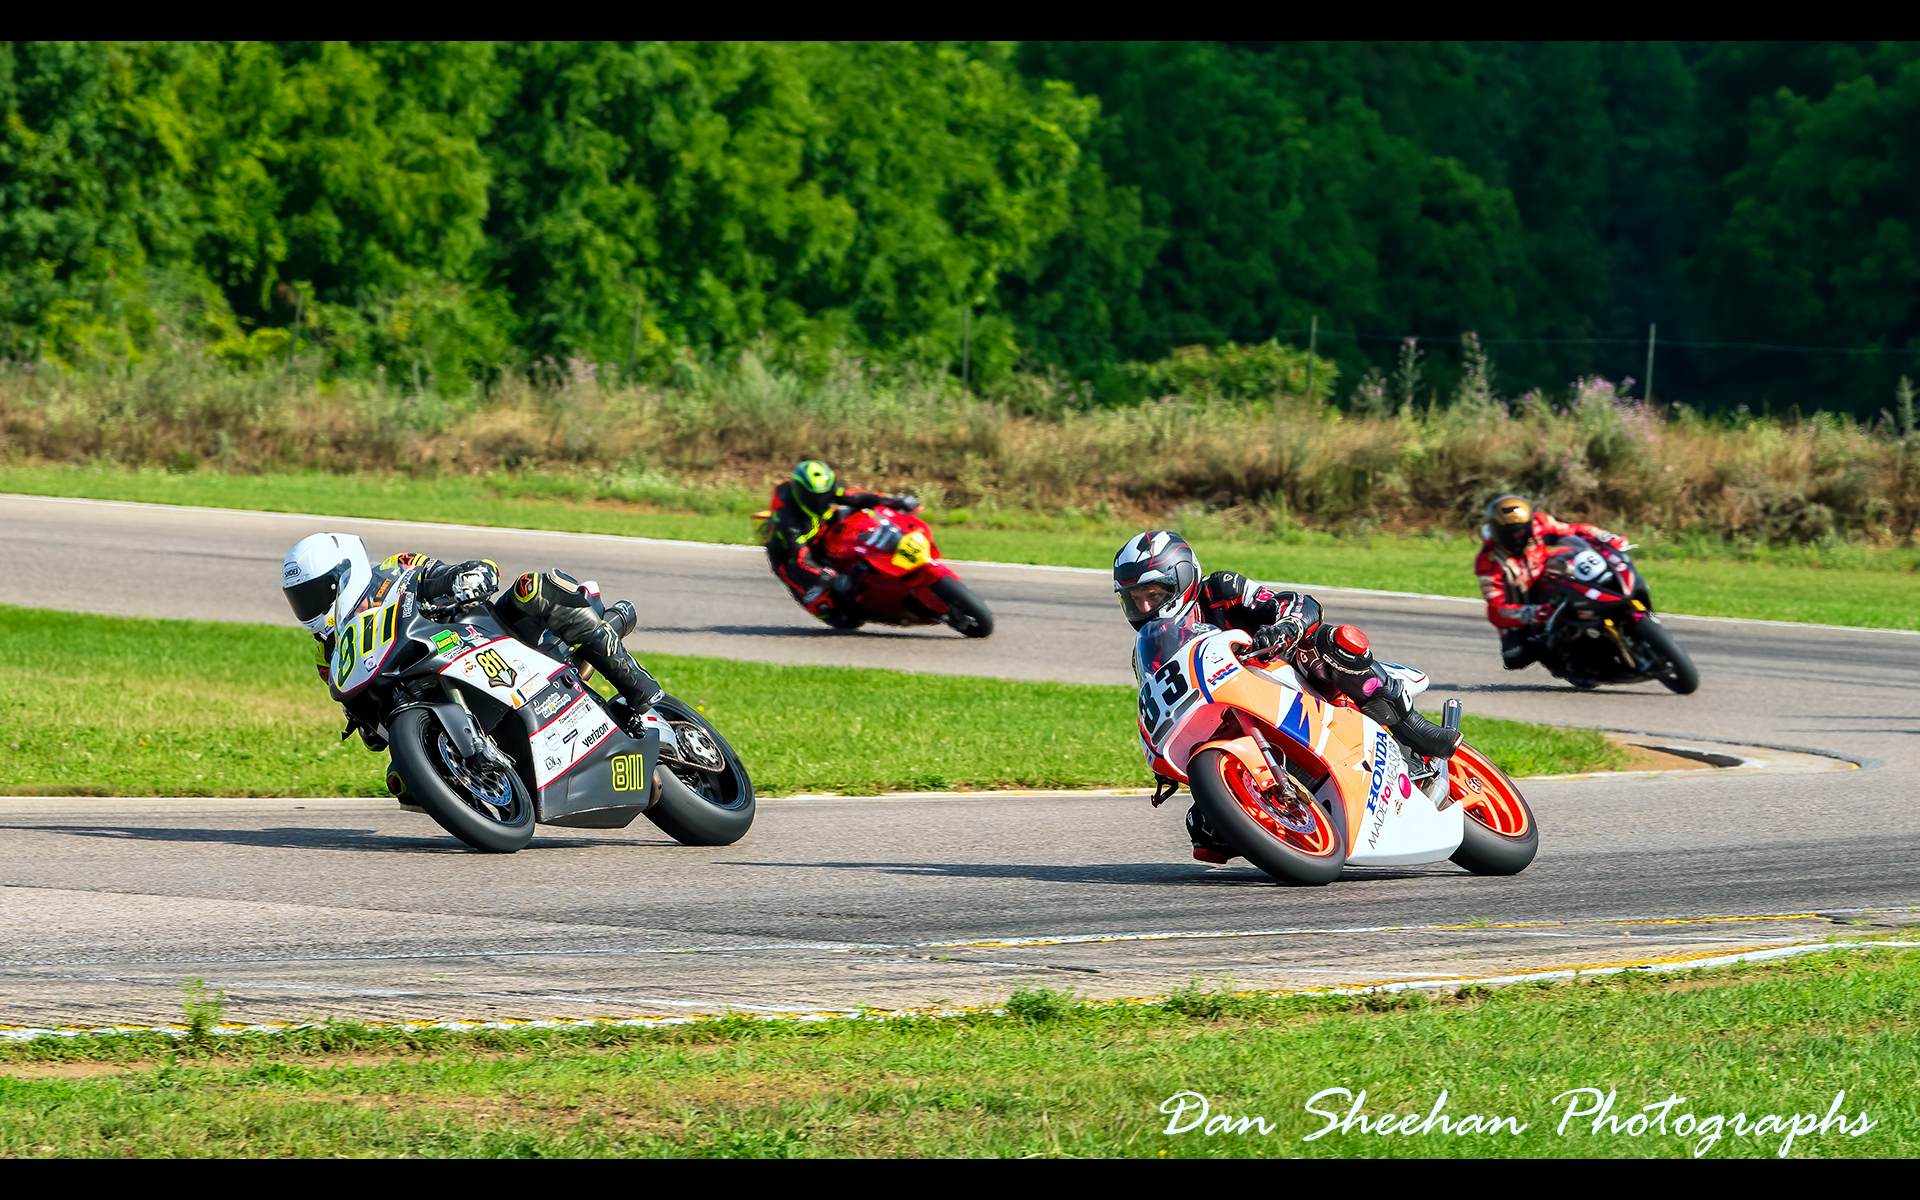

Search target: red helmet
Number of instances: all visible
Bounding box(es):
[1114,530,1201,630]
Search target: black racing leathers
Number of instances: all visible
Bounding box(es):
[497,568,662,717]
[312,554,661,723]
[764,480,896,608]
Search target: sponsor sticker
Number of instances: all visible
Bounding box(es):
[582,721,611,750]
[533,690,568,722]
[474,647,517,690]
[432,630,461,654]
[610,753,648,792]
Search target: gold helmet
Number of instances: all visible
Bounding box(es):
[1484,494,1535,553]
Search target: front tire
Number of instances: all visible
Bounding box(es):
[388,709,535,853]
[932,576,994,638]
[1636,616,1699,695]
[1448,742,1537,875]
[1189,748,1345,885]
[642,696,756,846]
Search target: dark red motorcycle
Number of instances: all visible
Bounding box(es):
[805,505,993,636]
[1525,535,1698,693]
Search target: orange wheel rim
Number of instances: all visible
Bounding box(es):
[1450,745,1530,837]
[1219,757,1338,857]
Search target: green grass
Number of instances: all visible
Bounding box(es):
[1,948,1914,1157]
[7,462,1918,628]
[0,605,1613,796]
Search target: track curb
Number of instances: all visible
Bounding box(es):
[4,939,1914,1043]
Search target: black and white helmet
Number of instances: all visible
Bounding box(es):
[1113,530,1201,630]
[282,532,371,635]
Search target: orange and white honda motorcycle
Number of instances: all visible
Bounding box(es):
[1136,610,1537,885]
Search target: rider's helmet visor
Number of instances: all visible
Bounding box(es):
[284,559,349,625]
[1118,580,1176,617]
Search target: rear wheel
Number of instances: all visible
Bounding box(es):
[932,576,993,638]
[1448,742,1537,875]
[1189,748,1345,885]
[1636,617,1699,695]
[642,696,756,846]
[388,709,535,853]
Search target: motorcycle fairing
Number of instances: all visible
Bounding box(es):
[537,725,658,829]
[1137,621,1461,863]
[816,507,961,626]
[329,563,420,698]
[441,636,565,713]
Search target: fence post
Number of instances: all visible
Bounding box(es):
[1644,323,1656,404]
[626,287,645,380]
[962,306,972,392]
[1305,314,1317,404]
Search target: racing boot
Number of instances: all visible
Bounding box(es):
[1500,629,1543,671]
[507,570,664,723]
[1305,624,1461,761]
[1186,804,1238,865]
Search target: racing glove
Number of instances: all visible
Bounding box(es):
[1248,602,1312,660]
[1520,602,1557,630]
[449,560,500,606]
[883,494,921,513]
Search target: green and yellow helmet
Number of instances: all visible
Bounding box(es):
[791,459,842,517]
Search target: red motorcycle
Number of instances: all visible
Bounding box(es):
[806,506,993,636]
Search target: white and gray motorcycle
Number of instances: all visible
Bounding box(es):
[325,558,753,853]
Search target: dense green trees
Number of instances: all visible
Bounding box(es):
[4,40,1918,414]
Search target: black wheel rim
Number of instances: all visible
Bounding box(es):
[433,731,524,824]
[658,703,749,811]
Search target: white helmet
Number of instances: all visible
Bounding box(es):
[282,533,371,635]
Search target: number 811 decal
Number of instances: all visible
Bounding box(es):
[332,602,399,687]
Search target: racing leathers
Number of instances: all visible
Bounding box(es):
[1176,571,1459,863]
[1474,513,1628,671]
[1197,572,1458,759]
[313,555,662,742]
[764,480,915,618]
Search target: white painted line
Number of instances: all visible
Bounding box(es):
[2,492,767,555]
[10,493,1915,636]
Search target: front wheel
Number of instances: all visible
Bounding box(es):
[388,709,535,853]
[1189,748,1345,885]
[642,696,756,846]
[1448,742,1537,876]
[1635,616,1699,695]
[932,576,993,638]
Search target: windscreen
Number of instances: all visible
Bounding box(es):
[1135,606,1215,677]
[1543,536,1614,588]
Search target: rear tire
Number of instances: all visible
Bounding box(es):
[1636,617,1699,695]
[388,709,535,853]
[1189,748,1345,885]
[642,696,756,846]
[1447,742,1537,876]
[932,576,994,638]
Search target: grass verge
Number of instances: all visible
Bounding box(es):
[0,605,1614,796]
[7,463,1918,629]
[1,947,1913,1158]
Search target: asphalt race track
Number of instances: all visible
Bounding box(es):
[2,493,1917,1028]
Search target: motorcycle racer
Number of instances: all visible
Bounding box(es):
[765,459,921,621]
[1115,530,1460,863]
[1475,495,1630,673]
[281,533,664,746]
